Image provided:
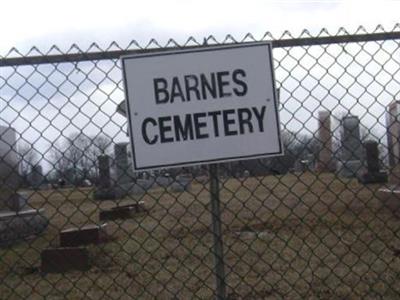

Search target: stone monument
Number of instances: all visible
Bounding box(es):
[0,126,48,245]
[113,142,156,197]
[113,102,172,196]
[337,115,363,178]
[315,111,335,172]
[170,174,192,192]
[386,100,400,184]
[377,101,400,207]
[93,155,116,200]
[358,140,387,184]
[0,126,25,211]
[28,164,45,190]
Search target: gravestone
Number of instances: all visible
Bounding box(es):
[114,143,138,197]
[386,100,400,184]
[377,101,400,207]
[0,126,48,245]
[170,174,192,192]
[99,201,146,221]
[0,208,48,245]
[93,155,116,200]
[59,223,109,247]
[41,247,90,273]
[113,143,157,197]
[0,126,23,211]
[114,104,159,197]
[337,115,363,178]
[358,140,387,184]
[155,175,173,187]
[28,164,44,190]
[115,143,132,186]
[293,159,304,173]
[315,111,335,172]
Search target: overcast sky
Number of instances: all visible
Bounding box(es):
[1,0,400,54]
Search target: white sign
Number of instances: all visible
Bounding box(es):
[121,43,283,171]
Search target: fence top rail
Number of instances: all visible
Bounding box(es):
[1,31,400,67]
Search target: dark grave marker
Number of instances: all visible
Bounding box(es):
[99,201,146,221]
[358,141,388,184]
[59,223,108,247]
[41,247,90,273]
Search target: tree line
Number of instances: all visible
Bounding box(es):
[19,113,383,187]
[19,133,112,187]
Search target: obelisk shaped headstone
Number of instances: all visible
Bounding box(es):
[315,111,334,172]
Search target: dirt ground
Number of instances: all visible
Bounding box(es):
[1,172,400,299]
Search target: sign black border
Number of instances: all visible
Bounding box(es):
[121,42,283,171]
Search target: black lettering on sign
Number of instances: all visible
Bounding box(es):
[252,106,266,132]
[232,69,248,96]
[142,118,158,144]
[223,109,238,136]
[184,75,200,101]
[200,73,217,100]
[170,77,185,103]
[193,113,209,139]
[208,110,222,137]
[153,78,169,104]
[159,116,174,143]
[174,114,194,141]
[237,108,253,134]
[141,105,267,145]
[153,69,248,104]
[217,71,232,98]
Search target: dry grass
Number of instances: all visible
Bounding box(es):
[1,172,400,299]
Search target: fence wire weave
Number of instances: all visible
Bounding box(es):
[1,25,400,299]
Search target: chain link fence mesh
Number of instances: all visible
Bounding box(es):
[1,25,400,299]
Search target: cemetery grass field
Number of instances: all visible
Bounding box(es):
[1,172,400,299]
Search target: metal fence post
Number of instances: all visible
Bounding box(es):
[209,163,226,299]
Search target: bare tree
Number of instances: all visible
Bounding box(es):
[49,133,112,185]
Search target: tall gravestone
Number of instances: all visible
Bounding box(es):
[28,164,44,190]
[0,126,48,245]
[377,101,400,202]
[358,140,387,184]
[0,126,23,210]
[337,115,363,178]
[315,111,335,172]
[386,100,400,184]
[113,142,151,197]
[93,155,115,200]
[115,103,164,196]
[114,143,132,186]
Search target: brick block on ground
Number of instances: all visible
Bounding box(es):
[41,247,90,273]
[99,201,146,221]
[60,223,108,247]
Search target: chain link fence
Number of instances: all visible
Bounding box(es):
[1,25,400,299]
